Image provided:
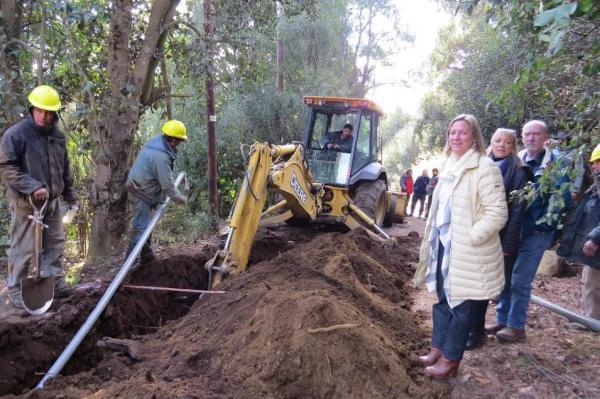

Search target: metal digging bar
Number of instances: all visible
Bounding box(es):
[531,294,600,332]
[35,172,186,390]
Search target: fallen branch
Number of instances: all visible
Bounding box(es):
[307,323,360,334]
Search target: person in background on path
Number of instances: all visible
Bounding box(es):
[411,169,430,219]
[400,169,413,216]
[487,120,570,343]
[125,120,189,265]
[415,114,507,378]
[0,85,77,309]
[323,123,354,153]
[557,143,600,321]
[466,129,532,350]
[425,168,439,218]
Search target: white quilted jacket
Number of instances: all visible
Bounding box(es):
[414,150,508,300]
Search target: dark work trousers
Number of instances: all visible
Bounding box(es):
[126,196,156,264]
[431,242,487,361]
[411,193,426,217]
[470,255,516,334]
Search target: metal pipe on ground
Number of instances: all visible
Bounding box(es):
[530,294,600,332]
[35,172,187,389]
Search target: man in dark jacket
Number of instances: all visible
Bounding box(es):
[557,144,600,320]
[323,124,353,153]
[125,120,188,264]
[0,85,77,309]
[411,170,430,218]
[425,168,438,218]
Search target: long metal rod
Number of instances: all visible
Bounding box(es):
[36,172,186,389]
[122,284,225,295]
[531,294,600,332]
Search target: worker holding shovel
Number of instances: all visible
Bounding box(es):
[0,85,77,311]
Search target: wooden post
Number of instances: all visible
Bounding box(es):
[204,0,219,223]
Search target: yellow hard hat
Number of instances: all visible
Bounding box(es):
[161,120,188,141]
[28,85,61,112]
[590,144,600,163]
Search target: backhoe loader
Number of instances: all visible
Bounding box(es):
[206,96,406,286]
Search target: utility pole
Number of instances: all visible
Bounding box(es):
[203,0,219,223]
[274,2,284,142]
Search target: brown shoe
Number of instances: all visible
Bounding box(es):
[497,327,526,343]
[418,347,442,366]
[484,323,506,334]
[425,356,459,379]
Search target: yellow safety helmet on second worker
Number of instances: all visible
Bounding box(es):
[162,120,188,141]
[28,85,61,112]
[590,144,600,163]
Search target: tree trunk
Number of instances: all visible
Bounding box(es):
[274,2,284,142]
[86,0,179,262]
[0,0,26,126]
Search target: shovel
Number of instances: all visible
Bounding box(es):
[21,197,54,315]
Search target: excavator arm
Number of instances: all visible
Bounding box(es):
[205,142,320,286]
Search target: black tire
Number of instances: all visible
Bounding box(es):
[383,195,397,228]
[353,180,387,227]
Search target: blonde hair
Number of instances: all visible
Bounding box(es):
[487,128,518,156]
[444,114,486,155]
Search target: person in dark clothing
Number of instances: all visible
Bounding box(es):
[323,123,354,153]
[0,85,77,309]
[466,128,532,349]
[425,168,439,218]
[411,170,430,218]
[487,120,570,343]
[125,120,188,265]
[557,144,600,320]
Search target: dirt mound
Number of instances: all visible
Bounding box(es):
[26,229,438,398]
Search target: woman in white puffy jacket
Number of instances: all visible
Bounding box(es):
[414,114,507,378]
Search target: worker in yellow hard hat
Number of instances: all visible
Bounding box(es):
[0,85,76,309]
[557,143,600,321]
[124,119,189,265]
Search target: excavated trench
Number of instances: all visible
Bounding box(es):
[0,226,325,396]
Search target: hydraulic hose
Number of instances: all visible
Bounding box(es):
[35,172,186,389]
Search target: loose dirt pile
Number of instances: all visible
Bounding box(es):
[3,228,440,398]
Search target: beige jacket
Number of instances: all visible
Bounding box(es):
[414,149,508,300]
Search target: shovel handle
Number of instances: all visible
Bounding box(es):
[28,196,48,279]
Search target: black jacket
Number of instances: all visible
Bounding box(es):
[0,114,75,202]
[496,155,533,256]
[414,176,430,196]
[557,183,600,268]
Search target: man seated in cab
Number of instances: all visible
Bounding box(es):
[323,123,354,153]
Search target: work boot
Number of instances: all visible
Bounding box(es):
[54,276,72,298]
[424,356,460,379]
[7,286,24,309]
[496,327,526,343]
[484,323,506,334]
[418,347,442,366]
[465,332,485,350]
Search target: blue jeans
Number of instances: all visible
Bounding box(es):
[495,230,554,328]
[431,243,486,361]
[126,197,156,263]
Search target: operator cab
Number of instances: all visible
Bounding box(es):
[303,96,383,187]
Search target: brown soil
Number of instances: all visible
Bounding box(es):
[1,226,440,398]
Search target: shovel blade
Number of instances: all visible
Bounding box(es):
[21,277,54,315]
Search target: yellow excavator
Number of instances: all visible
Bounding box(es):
[206,96,406,286]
